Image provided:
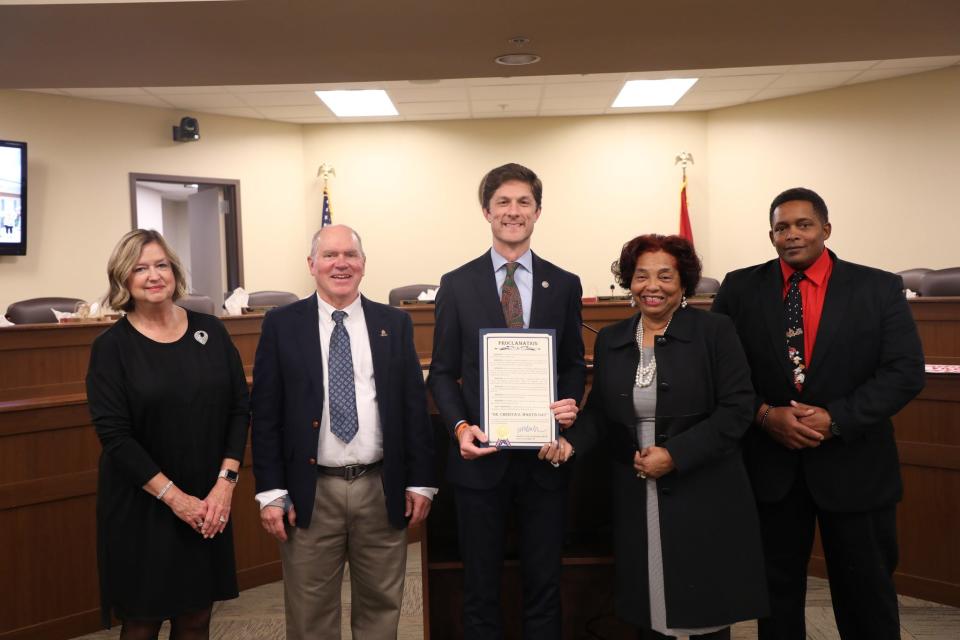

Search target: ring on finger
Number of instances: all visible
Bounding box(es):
[219,516,227,523]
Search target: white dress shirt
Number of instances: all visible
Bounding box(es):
[256,293,436,509]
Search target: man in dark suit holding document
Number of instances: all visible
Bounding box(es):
[428,163,586,638]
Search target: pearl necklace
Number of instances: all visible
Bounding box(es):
[634,316,671,387]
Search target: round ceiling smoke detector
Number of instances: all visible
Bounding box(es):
[494,53,541,66]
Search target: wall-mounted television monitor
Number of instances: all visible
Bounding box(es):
[0,140,27,256]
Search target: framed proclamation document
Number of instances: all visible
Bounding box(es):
[479,328,557,449]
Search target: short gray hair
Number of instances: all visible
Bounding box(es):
[309,224,366,260]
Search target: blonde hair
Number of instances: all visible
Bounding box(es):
[105,229,187,312]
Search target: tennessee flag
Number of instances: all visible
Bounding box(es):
[679,177,694,247]
[321,187,333,227]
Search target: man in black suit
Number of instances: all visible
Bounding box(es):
[428,163,586,639]
[251,225,436,639]
[712,188,925,639]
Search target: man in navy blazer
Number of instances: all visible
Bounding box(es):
[428,163,586,638]
[251,225,436,639]
[712,188,924,639]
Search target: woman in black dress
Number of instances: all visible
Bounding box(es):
[86,229,249,639]
[542,235,768,639]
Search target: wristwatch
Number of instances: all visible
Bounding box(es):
[218,469,239,484]
[829,420,841,438]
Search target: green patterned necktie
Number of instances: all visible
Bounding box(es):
[501,262,523,328]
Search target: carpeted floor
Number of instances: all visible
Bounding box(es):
[73,542,960,639]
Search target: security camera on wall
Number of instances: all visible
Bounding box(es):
[172,117,200,142]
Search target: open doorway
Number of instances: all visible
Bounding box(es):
[129,173,243,306]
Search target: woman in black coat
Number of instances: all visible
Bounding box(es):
[543,234,768,639]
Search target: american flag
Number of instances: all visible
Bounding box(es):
[679,176,694,247]
[321,186,333,227]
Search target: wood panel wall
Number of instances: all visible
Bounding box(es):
[1,298,957,639]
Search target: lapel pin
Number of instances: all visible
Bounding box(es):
[541,280,550,288]
[380,329,388,337]
[194,330,208,345]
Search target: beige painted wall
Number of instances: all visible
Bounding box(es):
[1,66,957,314]
[706,66,960,278]
[0,89,307,313]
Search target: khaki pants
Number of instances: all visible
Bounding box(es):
[280,469,407,640]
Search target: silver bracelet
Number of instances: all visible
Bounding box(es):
[156,480,174,501]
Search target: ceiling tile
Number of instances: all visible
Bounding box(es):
[396,101,470,115]
[474,111,539,119]
[689,74,779,91]
[145,86,229,95]
[381,79,467,89]
[845,68,926,85]
[222,83,322,93]
[160,93,247,108]
[389,86,469,102]
[685,65,797,77]
[677,89,759,106]
[61,87,152,96]
[310,81,387,91]
[469,85,543,100]
[192,106,265,118]
[874,55,960,69]
[277,117,341,123]
[404,113,471,121]
[542,81,621,99]
[467,76,547,86]
[538,108,604,116]
[471,98,540,113]
[791,60,876,72]
[257,105,336,118]
[767,70,860,89]
[749,86,817,102]
[91,94,172,107]
[543,72,626,84]
[539,95,610,110]
[234,91,319,106]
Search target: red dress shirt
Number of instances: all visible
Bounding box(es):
[780,249,833,369]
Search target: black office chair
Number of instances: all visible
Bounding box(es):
[917,267,960,297]
[896,268,933,293]
[247,290,299,308]
[5,297,85,324]
[694,277,721,296]
[175,294,217,316]
[388,284,438,306]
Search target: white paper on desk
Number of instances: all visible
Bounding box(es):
[223,287,249,315]
[417,288,437,302]
[52,308,76,321]
[0,315,13,327]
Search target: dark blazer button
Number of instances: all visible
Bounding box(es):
[308,457,316,465]
[658,381,670,391]
[661,486,672,495]
[311,419,320,429]
[655,336,667,345]
[656,433,668,443]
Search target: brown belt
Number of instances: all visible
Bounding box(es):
[317,460,382,481]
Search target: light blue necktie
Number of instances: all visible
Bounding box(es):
[328,310,359,443]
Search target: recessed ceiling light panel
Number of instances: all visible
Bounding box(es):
[612,78,698,108]
[495,53,541,66]
[314,90,399,117]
